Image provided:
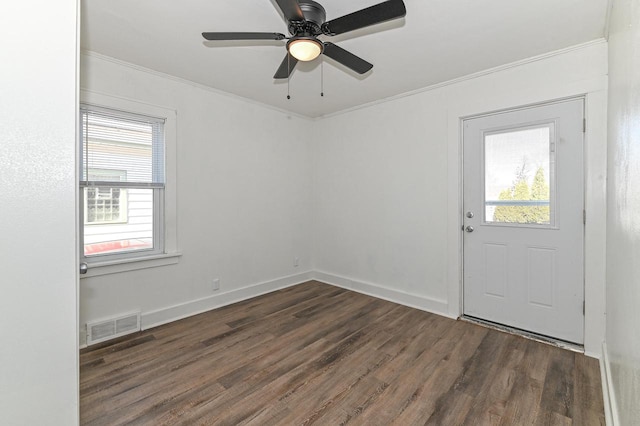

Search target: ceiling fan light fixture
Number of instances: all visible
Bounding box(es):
[287,38,323,61]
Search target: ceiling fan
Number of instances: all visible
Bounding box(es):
[202,0,406,79]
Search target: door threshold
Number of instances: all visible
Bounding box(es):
[461,315,584,353]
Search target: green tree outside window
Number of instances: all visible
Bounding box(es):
[493,162,550,224]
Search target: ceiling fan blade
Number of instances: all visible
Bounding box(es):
[322,42,373,74]
[321,0,406,36]
[273,53,299,79]
[273,0,305,22]
[202,32,286,41]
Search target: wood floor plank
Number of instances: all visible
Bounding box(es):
[81,285,342,394]
[208,303,401,424]
[572,355,606,425]
[387,322,490,425]
[240,306,423,426]
[498,339,547,425]
[538,347,576,420]
[263,312,412,425]
[169,293,394,424]
[80,281,605,425]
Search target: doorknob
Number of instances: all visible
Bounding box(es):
[80,262,88,275]
[465,226,474,233]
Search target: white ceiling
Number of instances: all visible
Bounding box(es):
[81,0,608,118]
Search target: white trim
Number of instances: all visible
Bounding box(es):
[583,88,608,359]
[80,252,182,278]
[141,271,315,331]
[79,89,177,117]
[81,50,313,122]
[601,342,619,425]
[80,270,449,347]
[74,3,81,409]
[312,271,452,318]
[82,40,606,121]
[319,39,607,120]
[604,0,614,41]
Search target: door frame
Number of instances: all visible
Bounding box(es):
[444,84,607,357]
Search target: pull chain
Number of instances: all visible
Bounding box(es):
[287,54,291,100]
[321,59,324,97]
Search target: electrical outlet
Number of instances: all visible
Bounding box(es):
[212,278,220,291]
[293,257,300,267]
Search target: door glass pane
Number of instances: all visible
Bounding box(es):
[484,124,554,225]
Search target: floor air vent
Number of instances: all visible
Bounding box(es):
[86,312,141,345]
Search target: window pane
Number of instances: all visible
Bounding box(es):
[84,188,154,256]
[80,109,164,184]
[484,125,553,225]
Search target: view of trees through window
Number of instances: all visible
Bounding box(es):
[491,160,551,224]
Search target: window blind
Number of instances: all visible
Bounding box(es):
[80,105,165,186]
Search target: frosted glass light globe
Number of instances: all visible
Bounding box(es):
[288,39,322,62]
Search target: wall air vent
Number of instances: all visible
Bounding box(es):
[86,311,141,345]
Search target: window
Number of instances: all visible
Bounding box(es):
[80,105,165,259]
[483,124,555,226]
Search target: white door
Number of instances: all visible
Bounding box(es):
[463,99,584,344]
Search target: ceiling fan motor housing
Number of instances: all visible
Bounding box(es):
[289,0,326,35]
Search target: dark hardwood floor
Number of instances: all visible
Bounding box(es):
[80,281,605,425]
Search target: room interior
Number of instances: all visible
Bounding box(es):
[2,0,639,424]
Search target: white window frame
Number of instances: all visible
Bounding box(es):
[80,105,164,260]
[79,91,180,277]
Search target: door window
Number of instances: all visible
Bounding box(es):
[483,124,555,226]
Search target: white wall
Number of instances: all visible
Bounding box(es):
[312,88,452,313]
[80,42,609,359]
[313,41,608,356]
[604,0,640,423]
[0,1,79,425]
[79,54,313,340]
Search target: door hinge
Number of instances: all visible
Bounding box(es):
[583,118,586,133]
[583,300,586,315]
[583,209,586,225]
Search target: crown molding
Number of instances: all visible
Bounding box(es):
[83,38,606,122]
[81,50,314,121]
[317,38,607,120]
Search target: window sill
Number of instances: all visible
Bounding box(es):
[80,252,182,278]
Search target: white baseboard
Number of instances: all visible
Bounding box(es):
[80,271,451,347]
[79,271,451,347]
[140,271,314,331]
[312,271,452,319]
[601,342,619,425]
